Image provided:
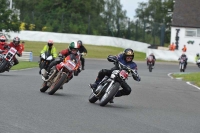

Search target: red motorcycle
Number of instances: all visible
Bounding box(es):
[147,56,154,72]
[40,54,81,95]
[0,47,18,73]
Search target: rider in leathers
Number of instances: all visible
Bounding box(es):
[90,48,141,103]
[77,40,87,70]
[179,53,188,68]
[46,41,81,79]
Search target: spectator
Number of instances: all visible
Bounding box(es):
[169,42,175,51]
[182,45,187,52]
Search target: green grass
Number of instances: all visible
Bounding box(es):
[172,72,200,87]
[11,61,38,70]
[23,41,146,60]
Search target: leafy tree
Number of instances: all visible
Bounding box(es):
[0,0,20,32]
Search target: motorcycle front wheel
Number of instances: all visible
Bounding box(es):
[0,59,8,73]
[149,64,152,72]
[99,82,120,106]
[88,92,98,103]
[48,73,67,95]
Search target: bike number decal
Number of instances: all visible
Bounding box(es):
[65,60,76,70]
[119,70,128,79]
[9,47,17,55]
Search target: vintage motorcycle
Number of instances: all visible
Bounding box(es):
[147,56,154,72]
[39,51,53,74]
[179,57,186,72]
[89,56,140,106]
[40,54,80,95]
[0,47,18,73]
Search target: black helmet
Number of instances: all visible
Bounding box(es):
[77,40,82,46]
[13,37,20,46]
[123,48,134,61]
[197,53,199,56]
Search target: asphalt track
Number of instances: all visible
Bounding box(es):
[0,59,200,133]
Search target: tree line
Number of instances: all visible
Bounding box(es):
[1,0,174,44]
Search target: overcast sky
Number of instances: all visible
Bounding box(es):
[120,0,149,19]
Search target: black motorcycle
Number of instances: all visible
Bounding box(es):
[89,56,140,106]
[39,51,54,74]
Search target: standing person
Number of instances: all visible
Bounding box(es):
[169,42,175,51]
[182,45,187,52]
[89,48,141,103]
[77,40,87,70]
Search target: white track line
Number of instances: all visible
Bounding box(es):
[186,82,200,90]
[168,73,200,90]
[167,73,174,79]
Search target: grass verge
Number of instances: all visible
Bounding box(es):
[22,41,146,60]
[172,72,200,87]
[11,61,38,70]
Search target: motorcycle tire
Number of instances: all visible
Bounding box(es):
[40,81,49,92]
[48,73,67,95]
[99,82,120,106]
[0,59,8,73]
[89,92,98,103]
[39,61,46,70]
[149,64,152,72]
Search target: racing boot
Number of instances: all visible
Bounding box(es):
[109,97,114,103]
[89,78,102,93]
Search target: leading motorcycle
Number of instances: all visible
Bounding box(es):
[89,56,140,106]
[40,54,80,95]
[0,47,18,73]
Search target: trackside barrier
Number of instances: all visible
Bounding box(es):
[16,51,33,62]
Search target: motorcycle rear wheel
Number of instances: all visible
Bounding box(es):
[99,82,120,106]
[48,73,67,95]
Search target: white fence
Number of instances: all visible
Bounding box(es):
[16,51,33,62]
[6,30,196,63]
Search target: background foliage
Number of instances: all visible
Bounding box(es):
[2,0,174,45]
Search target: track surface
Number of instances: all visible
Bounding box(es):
[0,59,200,133]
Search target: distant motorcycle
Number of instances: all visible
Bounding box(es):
[0,47,18,73]
[196,58,200,68]
[40,54,80,95]
[147,56,154,72]
[179,57,186,72]
[89,56,140,106]
[39,52,53,74]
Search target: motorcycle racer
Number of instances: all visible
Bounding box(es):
[147,53,156,67]
[39,40,57,74]
[0,35,8,50]
[77,40,87,70]
[89,48,141,103]
[45,41,81,80]
[179,53,188,68]
[5,37,23,66]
